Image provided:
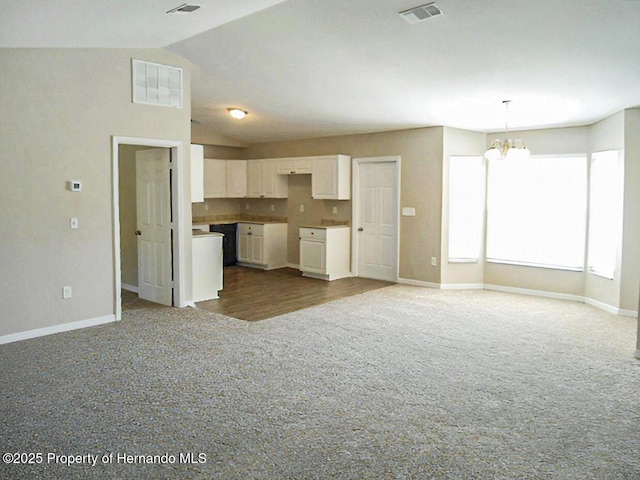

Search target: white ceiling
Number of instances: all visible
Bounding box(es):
[3,0,640,144]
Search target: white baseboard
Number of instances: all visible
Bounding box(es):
[618,308,639,318]
[397,277,440,288]
[121,283,139,293]
[287,263,300,270]
[440,283,484,290]
[584,297,622,316]
[483,283,584,303]
[0,315,116,345]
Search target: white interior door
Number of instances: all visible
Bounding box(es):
[136,148,173,305]
[357,159,398,282]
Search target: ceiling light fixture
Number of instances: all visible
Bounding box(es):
[484,100,530,161]
[227,108,248,120]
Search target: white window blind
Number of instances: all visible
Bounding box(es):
[132,59,183,108]
[448,156,485,262]
[588,150,622,279]
[486,155,587,270]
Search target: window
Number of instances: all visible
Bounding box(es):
[448,156,485,262]
[486,155,587,270]
[588,150,622,279]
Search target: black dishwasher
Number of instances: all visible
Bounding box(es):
[209,223,237,266]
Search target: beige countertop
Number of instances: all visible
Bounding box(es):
[193,215,287,226]
[299,224,350,230]
[192,231,224,237]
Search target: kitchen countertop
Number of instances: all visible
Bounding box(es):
[192,231,225,237]
[193,215,287,225]
[299,224,350,230]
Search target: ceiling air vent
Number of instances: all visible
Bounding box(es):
[166,3,201,14]
[399,3,442,24]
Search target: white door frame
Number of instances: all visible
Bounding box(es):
[351,155,401,281]
[112,136,188,320]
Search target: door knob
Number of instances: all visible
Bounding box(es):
[358,227,364,232]
[135,230,142,236]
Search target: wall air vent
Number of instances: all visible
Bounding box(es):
[166,3,201,14]
[399,3,442,24]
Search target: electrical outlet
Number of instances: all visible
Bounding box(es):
[299,204,304,213]
[332,206,338,214]
[270,204,275,212]
[245,203,250,210]
[62,286,72,299]
[431,257,437,267]
[70,217,79,230]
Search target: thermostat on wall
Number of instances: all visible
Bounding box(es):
[68,180,82,192]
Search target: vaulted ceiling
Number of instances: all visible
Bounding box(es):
[3,0,640,144]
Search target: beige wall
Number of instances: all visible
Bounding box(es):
[0,48,192,338]
[621,108,640,312]
[586,111,625,307]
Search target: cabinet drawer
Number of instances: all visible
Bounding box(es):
[300,227,326,241]
[238,223,265,236]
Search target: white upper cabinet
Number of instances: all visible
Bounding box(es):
[190,144,204,203]
[312,155,351,200]
[226,161,247,198]
[276,157,313,175]
[246,159,288,198]
[203,159,227,198]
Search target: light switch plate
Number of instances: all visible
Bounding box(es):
[402,207,416,216]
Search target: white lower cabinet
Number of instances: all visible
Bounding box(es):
[237,223,287,270]
[299,226,350,280]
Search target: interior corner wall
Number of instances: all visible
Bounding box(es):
[0,48,192,339]
[441,127,487,286]
[245,128,444,283]
[620,108,640,312]
[586,111,625,309]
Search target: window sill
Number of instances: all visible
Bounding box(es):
[486,258,583,273]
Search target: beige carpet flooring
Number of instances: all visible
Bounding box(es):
[1,286,639,479]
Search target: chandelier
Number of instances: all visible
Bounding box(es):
[484,100,530,161]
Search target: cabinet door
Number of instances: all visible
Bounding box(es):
[190,144,204,202]
[260,159,288,198]
[203,159,227,198]
[246,160,263,197]
[312,157,338,199]
[300,239,326,273]
[312,156,350,200]
[251,235,265,265]
[227,160,247,197]
[262,159,277,197]
[237,233,251,263]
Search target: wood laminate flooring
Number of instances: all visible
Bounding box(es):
[195,266,393,321]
